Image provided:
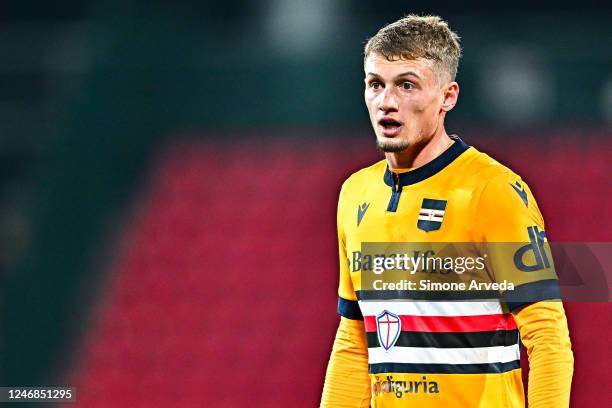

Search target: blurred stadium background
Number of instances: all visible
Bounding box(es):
[0,0,610,407]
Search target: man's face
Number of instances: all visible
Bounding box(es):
[364,54,449,153]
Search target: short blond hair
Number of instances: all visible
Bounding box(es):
[364,15,462,83]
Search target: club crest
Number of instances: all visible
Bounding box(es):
[376,310,402,351]
[417,198,447,232]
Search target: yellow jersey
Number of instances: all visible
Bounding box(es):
[336,136,560,407]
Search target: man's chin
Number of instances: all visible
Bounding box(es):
[376,137,410,153]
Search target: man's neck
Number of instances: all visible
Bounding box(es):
[385,130,452,170]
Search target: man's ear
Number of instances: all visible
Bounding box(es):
[441,82,459,112]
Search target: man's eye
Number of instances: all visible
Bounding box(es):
[402,82,413,90]
[370,81,381,89]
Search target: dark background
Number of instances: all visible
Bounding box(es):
[0,1,610,407]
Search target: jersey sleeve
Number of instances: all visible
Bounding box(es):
[320,317,371,407]
[512,302,573,408]
[336,181,363,320]
[474,172,561,311]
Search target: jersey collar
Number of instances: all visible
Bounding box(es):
[383,135,470,187]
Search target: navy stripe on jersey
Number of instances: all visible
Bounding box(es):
[504,279,561,311]
[421,198,447,211]
[366,330,519,349]
[337,297,363,320]
[369,360,521,375]
[386,186,402,212]
[356,289,502,301]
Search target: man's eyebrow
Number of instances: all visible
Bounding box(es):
[366,71,422,80]
[395,71,422,80]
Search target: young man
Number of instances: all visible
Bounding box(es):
[320,15,573,407]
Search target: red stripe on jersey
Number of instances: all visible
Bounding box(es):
[364,314,517,333]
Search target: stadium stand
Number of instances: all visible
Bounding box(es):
[64,134,610,407]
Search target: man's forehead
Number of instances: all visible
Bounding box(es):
[364,54,434,77]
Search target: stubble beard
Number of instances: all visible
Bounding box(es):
[376,137,411,153]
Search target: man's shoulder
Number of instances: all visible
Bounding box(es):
[462,146,523,187]
[341,159,387,191]
[463,145,540,214]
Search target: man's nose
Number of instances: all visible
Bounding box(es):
[379,87,399,112]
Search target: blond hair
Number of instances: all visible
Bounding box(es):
[364,15,462,83]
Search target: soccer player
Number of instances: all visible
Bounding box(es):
[320,15,573,408]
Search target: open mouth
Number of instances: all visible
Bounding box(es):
[379,118,402,128]
[378,118,403,137]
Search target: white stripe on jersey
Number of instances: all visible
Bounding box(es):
[420,210,445,215]
[359,300,504,317]
[418,215,444,222]
[368,344,520,365]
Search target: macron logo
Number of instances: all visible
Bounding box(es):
[357,202,370,226]
[511,181,529,207]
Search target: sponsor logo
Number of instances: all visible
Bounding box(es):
[511,181,529,207]
[357,202,370,226]
[373,375,440,398]
[514,226,550,272]
[376,310,401,351]
[417,198,447,232]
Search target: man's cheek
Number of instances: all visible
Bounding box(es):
[413,100,431,114]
